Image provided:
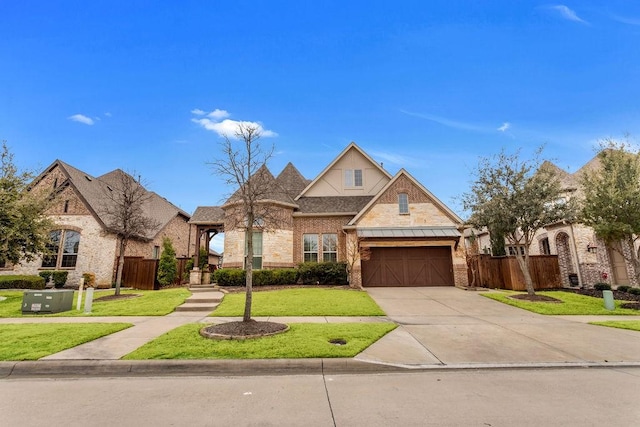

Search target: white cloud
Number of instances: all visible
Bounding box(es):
[104,112,112,117]
[191,108,206,115]
[192,118,277,138]
[68,114,95,125]
[549,5,587,24]
[400,109,486,132]
[498,122,511,132]
[610,14,640,26]
[370,150,417,167]
[207,109,230,120]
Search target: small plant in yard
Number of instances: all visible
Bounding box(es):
[594,283,611,291]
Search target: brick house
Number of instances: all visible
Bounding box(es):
[191,143,468,288]
[471,154,639,288]
[0,160,192,287]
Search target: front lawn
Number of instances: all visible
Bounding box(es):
[590,321,640,332]
[0,323,132,360]
[211,288,385,317]
[123,322,396,359]
[482,291,640,315]
[0,288,191,317]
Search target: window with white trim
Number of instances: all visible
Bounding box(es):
[344,169,363,187]
[303,234,319,262]
[42,230,80,269]
[398,193,409,214]
[245,231,263,269]
[322,234,338,262]
[507,245,526,256]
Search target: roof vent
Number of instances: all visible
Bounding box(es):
[85,175,92,181]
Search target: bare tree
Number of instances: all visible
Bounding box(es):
[210,123,277,322]
[99,171,159,296]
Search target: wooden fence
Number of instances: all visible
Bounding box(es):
[122,256,192,290]
[122,257,159,290]
[467,255,561,291]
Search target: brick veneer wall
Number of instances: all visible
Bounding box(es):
[292,216,353,265]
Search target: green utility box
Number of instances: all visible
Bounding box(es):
[22,290,74,314]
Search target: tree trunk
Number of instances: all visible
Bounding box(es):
[114,238,127,296]
[244,224,253,322]
[514,251,536,296]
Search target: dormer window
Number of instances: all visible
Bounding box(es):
[345,169,363,187]
[398,193,409,214]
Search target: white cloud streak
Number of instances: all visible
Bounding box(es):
[400,109,487,132]
[610,14,640,26]
[498,122,511,132]
[191,109,206,115]
[191,111,277,138]
[68,114,95,125]
[549,5,588,24]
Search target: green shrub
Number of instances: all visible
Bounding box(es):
[214,269,246,287]
[38,271,53,285]
[594,283,612,291]
[253,269,273,286]
[82,272,96,288]
[297,262,348,285]
[52,271,68,288]
[272,269,297,285]
[157,237,178,287]
[38,271,68,288]
[617,285,631,293]
[0,275,46,289]
[629,287,640,296]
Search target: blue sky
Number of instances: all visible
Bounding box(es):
[3,1,640,249]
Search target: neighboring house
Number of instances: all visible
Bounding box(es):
[0,160,192,287]
[192,143,467,288]
[470,155,639,288]
[209,250,222,268]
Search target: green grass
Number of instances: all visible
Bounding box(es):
[0,288,191,317]
[123,322,396,359]
[590,321,640,332]
[482,291,640,315]
[0,323,132,360]
[211,288,385,317]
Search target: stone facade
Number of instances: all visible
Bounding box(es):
[214,143,468,288]
[0,161,191,288]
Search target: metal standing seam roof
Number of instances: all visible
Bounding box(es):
[357,227,461,239]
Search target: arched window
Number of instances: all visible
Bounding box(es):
[42,230,80,269]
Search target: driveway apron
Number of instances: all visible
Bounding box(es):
[358,287,640,368]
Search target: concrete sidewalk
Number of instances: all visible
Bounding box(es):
[2,287,640,377]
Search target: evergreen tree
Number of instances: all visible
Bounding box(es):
[157,237,178,287]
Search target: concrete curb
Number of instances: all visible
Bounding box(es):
[2,359,640,379]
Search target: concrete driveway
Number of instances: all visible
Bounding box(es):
[357,287,640,368]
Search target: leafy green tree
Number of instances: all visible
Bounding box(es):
[0,141,52,265]
[157,237,178,287]
[580,139,640,282]
[462,148,573,295]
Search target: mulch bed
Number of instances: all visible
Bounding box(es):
[201,320,289,340]
[509,294,563,303]
[93,294,141,302]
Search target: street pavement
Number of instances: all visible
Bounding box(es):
[2,368,640,426]
[1,287,640,377]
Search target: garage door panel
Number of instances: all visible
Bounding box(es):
[362,246,454,287]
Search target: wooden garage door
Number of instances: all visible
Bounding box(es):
[362,247,454,287]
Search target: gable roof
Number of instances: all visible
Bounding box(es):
[224,164,298,208]
[348,168,463,226]
[190,206,225,224]
[34,160,189,240]
[295,142,392,200]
